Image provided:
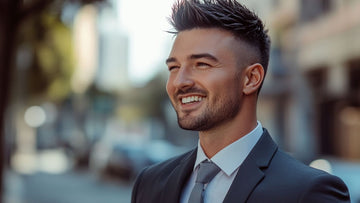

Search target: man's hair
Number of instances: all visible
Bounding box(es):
[169,0,271,73]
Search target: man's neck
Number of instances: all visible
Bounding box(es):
[198,117,257,158]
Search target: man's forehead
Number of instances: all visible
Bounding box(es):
[170,29,256,59]
[169,29,236,56]
[174,28,235,44]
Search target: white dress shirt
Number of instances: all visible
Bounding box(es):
[180,121,263,203]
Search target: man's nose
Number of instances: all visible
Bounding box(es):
[173,66,194,91]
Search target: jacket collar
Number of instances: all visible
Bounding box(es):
[160,149,197,202]
[223,129,278,203]
[159,129,277,203]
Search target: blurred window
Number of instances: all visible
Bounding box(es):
[305,67,337,156]
[272,0,280,8]
[348,59,360,93]
[270,47,287,77]
[300,0,333,22]
[305,67,327,99]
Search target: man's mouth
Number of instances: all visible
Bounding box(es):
[181,96,204,104]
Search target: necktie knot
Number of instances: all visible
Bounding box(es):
[188,160,220,203]
[196,160,220,184]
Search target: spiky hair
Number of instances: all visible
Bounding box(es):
[169,0,270,71]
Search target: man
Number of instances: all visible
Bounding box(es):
[131,0,350,202]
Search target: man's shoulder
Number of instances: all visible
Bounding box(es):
[253,149,349,201]
[270,149,348,189]
[272,149,329,177]
[257,130,334,178]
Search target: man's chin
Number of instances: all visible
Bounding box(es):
[177,117,198,131]
[177,117,208,131]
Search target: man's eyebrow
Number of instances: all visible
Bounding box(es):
[165,53,218,64]
[165,57,177,64]
[189,53,218,62]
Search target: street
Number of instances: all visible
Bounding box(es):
[4,169,133,203]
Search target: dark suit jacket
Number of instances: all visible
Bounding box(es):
[131,129,350,203]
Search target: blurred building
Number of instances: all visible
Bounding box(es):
[250,0,360,162]
[96,4,129,92]
[296,0,360,161]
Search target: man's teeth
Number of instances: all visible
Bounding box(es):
[181,96,203,104]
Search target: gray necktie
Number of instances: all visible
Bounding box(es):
[188,160,220,203]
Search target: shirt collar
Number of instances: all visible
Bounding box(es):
[194,121,263,176]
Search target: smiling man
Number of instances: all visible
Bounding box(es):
[131,0,350,202]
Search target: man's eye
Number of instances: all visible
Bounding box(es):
[196,62,210,67]
[168,66,179,71]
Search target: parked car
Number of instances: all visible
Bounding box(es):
[90,136,187,181]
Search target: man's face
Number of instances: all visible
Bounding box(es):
[166,28,250,131]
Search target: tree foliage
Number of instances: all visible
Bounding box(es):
[0,0,107,200]
[18,10,75,102]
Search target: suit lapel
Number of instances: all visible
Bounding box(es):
[161,148,197,202]
[223,129,278,203]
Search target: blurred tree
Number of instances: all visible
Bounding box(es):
[140,72,168,120]
[0,0,106,201]
[17,11,75,103]
[119,72,168,123]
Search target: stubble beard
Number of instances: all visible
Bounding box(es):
[176,91,241,132]
[172,70,243,132]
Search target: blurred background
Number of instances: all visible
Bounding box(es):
[0,0,360,202]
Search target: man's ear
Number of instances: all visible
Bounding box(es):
[242,63,265,95]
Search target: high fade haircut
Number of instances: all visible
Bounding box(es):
[169,0,271,74]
